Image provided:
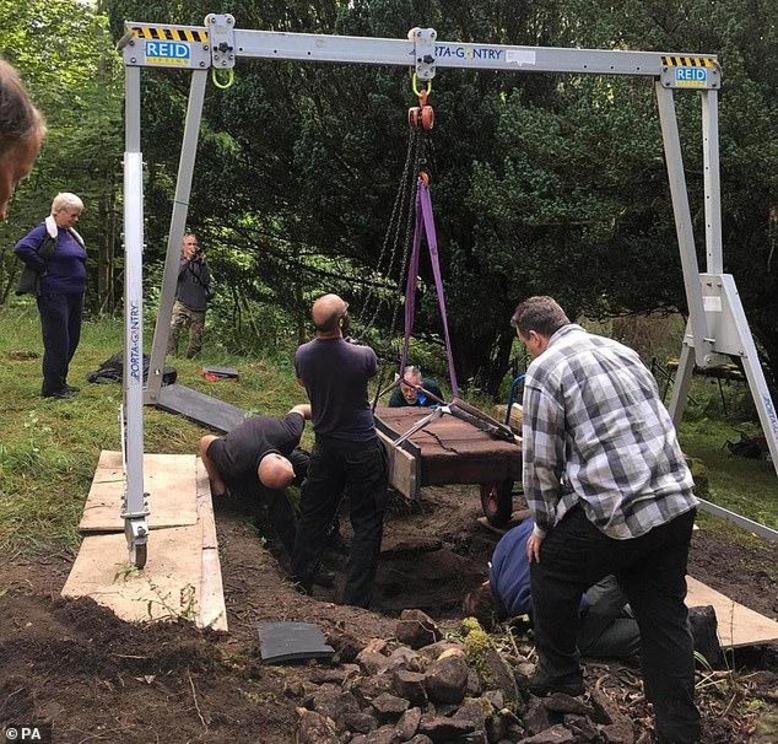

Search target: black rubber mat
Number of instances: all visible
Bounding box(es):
[154,384,248,433]
[257,621,335,664]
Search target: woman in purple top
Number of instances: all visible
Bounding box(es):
[15,192,87,398]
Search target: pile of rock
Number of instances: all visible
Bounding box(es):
[295,610,634,744]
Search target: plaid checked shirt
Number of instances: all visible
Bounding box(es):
[522,324,697,540]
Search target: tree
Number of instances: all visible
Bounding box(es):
[0,0,123,311]
[106,0,777,393]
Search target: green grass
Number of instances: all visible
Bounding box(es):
[680,418,778,531]
[0,304,304,556]
[1,304,776,559]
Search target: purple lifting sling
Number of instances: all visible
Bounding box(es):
[400,178,459,396]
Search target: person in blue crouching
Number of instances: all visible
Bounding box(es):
[15,192,87,399]
[463,517,642,663]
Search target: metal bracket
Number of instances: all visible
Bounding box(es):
[408,27,437,80]
[124,517,149,568]
[206,13,236,69]
[121,491,150,521]
[660,57,720,90]
[122,21,211,69]
[394,406,447,447]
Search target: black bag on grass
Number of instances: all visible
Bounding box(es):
[725,432,764,460]
[86,353,177,386]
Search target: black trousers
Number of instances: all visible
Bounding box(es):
[531,505,699,744]
[37,291,83,396]
[265,448,311,557]
[576,575,642,662]
[292,436,388,608]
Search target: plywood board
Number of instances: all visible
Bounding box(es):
[64,453,228,630]
[79,450,198,532]
[62,527,204,623]
[686,576,778,648]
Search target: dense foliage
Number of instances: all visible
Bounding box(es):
[2,1,776,395]
[0,0,123,309]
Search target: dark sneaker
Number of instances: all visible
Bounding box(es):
[43,389,76,400]
[525,669,585,697]
[65,384,81,393]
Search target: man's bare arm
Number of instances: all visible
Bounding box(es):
[289,403,312,420]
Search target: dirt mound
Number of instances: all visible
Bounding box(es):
[0,592,295,742]
[2,596,220,680]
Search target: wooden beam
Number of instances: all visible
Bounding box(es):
[376,428,419,500]
[196,458,228,631]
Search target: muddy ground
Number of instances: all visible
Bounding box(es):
[1,485,776,743]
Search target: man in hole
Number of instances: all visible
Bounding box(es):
[200,404,341,568]
[388,365,443,408]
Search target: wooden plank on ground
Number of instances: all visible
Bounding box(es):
[64,453,228,630]
[196,457,228,631]
[79,450,198,532]
[154,383,248,433]
[62,526,203,623]
[686,576,778,648]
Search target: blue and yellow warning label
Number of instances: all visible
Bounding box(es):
[144,40,192,67]
[660,55,718,89]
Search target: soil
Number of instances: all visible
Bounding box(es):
[1,485,776,743]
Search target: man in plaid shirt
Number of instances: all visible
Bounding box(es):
[512,296,699,744]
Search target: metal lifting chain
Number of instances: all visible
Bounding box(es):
[359,74,436,340]
[364,76,436,409]
[357,128,420,335]
[385,128,428,343]
[370,129,436,409]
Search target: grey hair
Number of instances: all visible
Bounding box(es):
[510,296,570,338]
[51,192,84,215]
